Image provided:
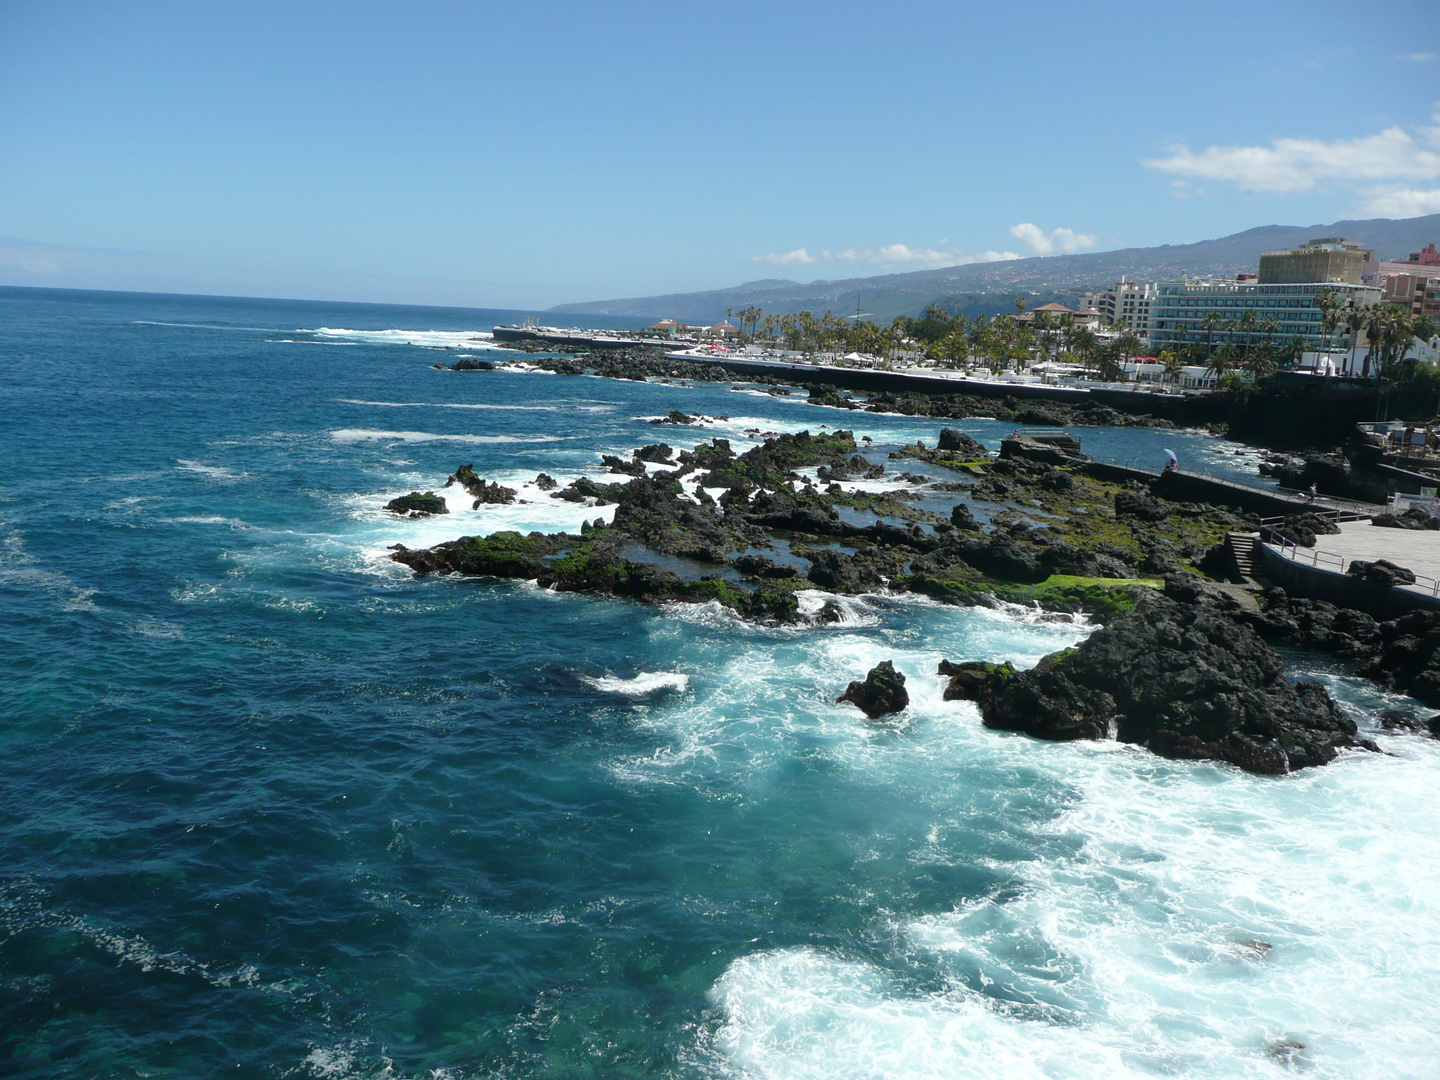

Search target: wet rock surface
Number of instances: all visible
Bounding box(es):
[943,591,1374,774]
[384,491,449,517]
[446,465,517,506]
[837,660,909,719]
[1246,594,1440,708]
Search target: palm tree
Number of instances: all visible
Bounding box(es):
[1362,306,1390,378]
[1238,309,1260,356]
[1201,312,1223,358]
[1290,334,1313,371]
[1159,349,1185,390]
[1315,288,1342,346]
[1072,326,1097,378]
[1345,304,1367,375]
[1096,341,1124,382]
[1033,310,1054,361]
[1206,344,1234,387]
[1243,342,1279,382]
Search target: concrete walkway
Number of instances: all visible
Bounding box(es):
[1278,521,1440,599]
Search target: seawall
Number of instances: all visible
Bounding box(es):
[1259,543,1440,617]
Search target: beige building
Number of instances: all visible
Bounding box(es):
[1258,238,1373,285]
[1384,273,1440,319]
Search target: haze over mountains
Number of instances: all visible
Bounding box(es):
[553,214,1440,324]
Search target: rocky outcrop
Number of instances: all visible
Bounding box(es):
[837,660,909,719]
[384,491,449,517]
[938,660,1016,701]
[1346,559,1417,587]
[637,443,673,463]
[1261,512,1341,548]
[942,593,1373,774]
[1269,452,1352,496]
[1114,488,1169,522]
[446,465,517,506]
[950,503,980,530]
[1372,508,1440,530]
[817,454,886,482]
[1246,595,1440,709]
[746,489,845,535]
[937,428,988,456]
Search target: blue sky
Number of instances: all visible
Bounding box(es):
[1,0,1437,309]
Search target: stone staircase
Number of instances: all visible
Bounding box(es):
[1226,532,1260,579]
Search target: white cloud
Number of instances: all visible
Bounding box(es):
[1007,223,1097,255]
[1143,126,1440,193]
[1358,186,1440,217]
[1399,53,1435,63]
[752,248,816,266]
[837,244,1018,268]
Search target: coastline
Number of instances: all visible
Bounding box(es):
[389,416,1439,775]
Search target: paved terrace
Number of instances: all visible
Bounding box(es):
[1268,521,1440,602]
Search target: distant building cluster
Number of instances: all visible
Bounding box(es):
[1083,237,1440,363]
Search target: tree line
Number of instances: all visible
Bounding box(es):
[710,291,1437,390]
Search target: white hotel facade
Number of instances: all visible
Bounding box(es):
[1151,278,1380,351]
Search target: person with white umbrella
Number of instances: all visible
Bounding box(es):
[1162,448,1178,473]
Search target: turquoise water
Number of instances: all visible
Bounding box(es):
[2,287,1438,1079]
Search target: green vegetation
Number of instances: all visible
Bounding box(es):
[994,575,1162,616]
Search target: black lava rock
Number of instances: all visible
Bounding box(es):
[955,594,1373,774]
[837,660,909,719]
[384,491,449,517]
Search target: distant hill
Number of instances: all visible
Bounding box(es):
[552,214,1440,323]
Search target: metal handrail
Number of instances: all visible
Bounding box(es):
[1268,538,1440,596]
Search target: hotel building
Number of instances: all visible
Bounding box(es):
[1152,239,1381,350]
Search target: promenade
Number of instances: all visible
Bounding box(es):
[1274,522,1440,592]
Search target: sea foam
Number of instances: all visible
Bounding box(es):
[583,672,691,696]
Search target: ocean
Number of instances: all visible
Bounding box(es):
[2,286,1438,1079]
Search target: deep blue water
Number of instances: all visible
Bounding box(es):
[3,287,1439,1079]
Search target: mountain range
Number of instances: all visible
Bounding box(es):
[552,214,1440,324]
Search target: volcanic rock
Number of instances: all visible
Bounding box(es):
[1371,508,1440,530]
[950,503,981,530]
[837,660,909,719]
[947,594,1372,774]
[937,428,988,456]
[1346,559,1417,587]
[446,465,517,506]
[384,491,449,517]
[1114,488,1169,521]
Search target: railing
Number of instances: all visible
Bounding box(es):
[1268,538,1440,597]
[1085,452,1380,516]
[1259,507,1350,527]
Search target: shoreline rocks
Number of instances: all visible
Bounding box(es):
[837,661,909,719]
[942,592,1376,774]
[384,491,448,517]
[446,464,517,507]
[385,424,1438,773]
